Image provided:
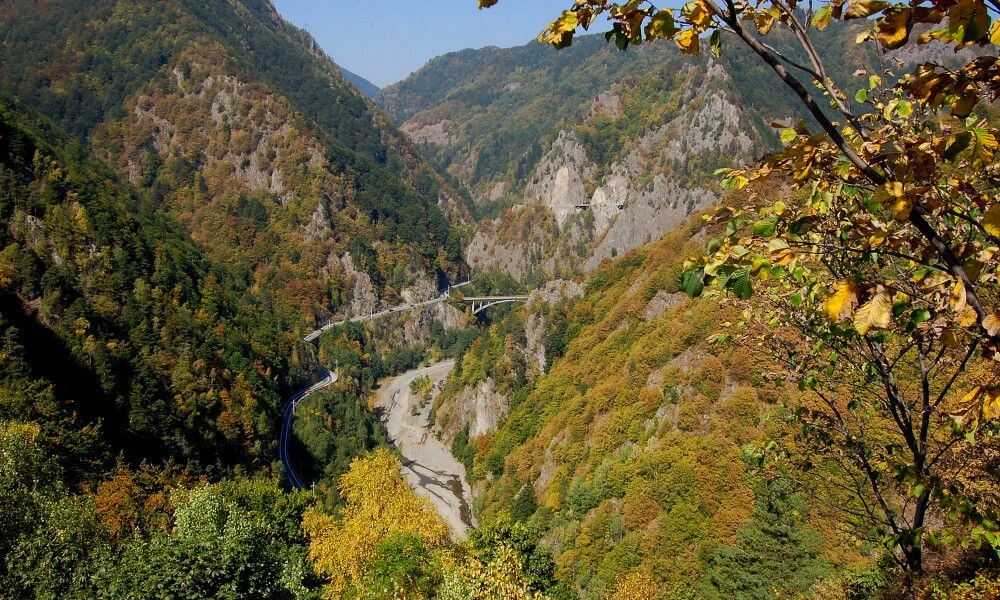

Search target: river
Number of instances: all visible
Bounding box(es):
[374,360,476,538]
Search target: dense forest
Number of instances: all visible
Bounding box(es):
[2,0,999,597]
[0,0,469,327]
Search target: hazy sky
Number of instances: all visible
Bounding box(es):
[272,0,597,88]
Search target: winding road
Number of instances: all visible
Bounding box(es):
[374,360,476,538]
[279,368,336,490]
[281,282,498,531]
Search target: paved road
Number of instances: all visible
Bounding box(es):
[279,369,336,490]
[304,282,474,342]
[374,360,476,539]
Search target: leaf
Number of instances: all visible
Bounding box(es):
[992,18,1000,45]
[755,8,778,35]
[951,280,968,313]
[984,313,1000,336]
[892,199,913,221]
[982,204,1000,237]
[959,306,979,327]
[876,9,912,50]
[710,28,722,57]
[683,0,714,28]
[844,0,890,20]
[753,217,778,237]
[812,5,832,29]
[824,281,859,322]
[855,88,869,103]
[681,268,706,297]
[943,131,973,160]
[728,268,753,299]
[541,10,579,48]
[951,93,978,118]
[854,290,892,335]
[646,10,677,40]
[949,0,991,43]
[780,128,798,144]
[675,28,701,54]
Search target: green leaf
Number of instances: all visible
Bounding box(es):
[706,235,724,254]
[728,268,753,299]
[780,128,797,144]
[710,29,722,57]
[811,4,832,29]
[752,217,778,237]
[854,88,869,103]
[681,268,706,297]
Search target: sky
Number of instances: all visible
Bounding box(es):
[272,0,595,88]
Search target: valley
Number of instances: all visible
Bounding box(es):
[0,0,997,598]
[374,360,475,539]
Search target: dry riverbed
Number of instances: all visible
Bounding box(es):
[374,360,476,538]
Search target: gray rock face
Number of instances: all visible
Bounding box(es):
[524,131,596,228]
[529,279,584,306]
[468,59,757,281]
[644,290,687,321]
[401,119,456,146]
[524,312,548,374]
[325,252,378,318]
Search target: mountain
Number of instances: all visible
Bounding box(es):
[429,200,867,596]
[339,67,381,98]
[0,0,469,327]
[376,28,884,281]
[0,94,305,480]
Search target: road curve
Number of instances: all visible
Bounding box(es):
[374,360,476,539]
[279,369,336,490]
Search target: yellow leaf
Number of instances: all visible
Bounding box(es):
[983,204,1000,237]
[812,5,832,29]
[876,9,912,49]
[824,281,859,322]
[675,28,701,54]
[951,280,968,313]
[872,181,904,204]
[991,18,1000,45]
[683,0,714,29]
[540,10,579,48]
[984,313,1000,336]
[854,290,892,335]
[959,306,979,327]
[892,198,913,221]
[845,0,890,19]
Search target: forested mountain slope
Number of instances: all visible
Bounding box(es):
[379,28,961,281]
[0,0,468,326]
[0,85,557,600]
[431,193,999,597]
[339,67,381,99]
[0,95,303,483]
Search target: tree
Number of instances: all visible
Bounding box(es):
[478,0,1000,580]
[302,448,450,597]
[703,475,830,599]
[100,484,313,600]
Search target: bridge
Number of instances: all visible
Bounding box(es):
[512,202,626,211]
[284,283,530,490]
[303,284,530,342]
[463,295,530,314]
